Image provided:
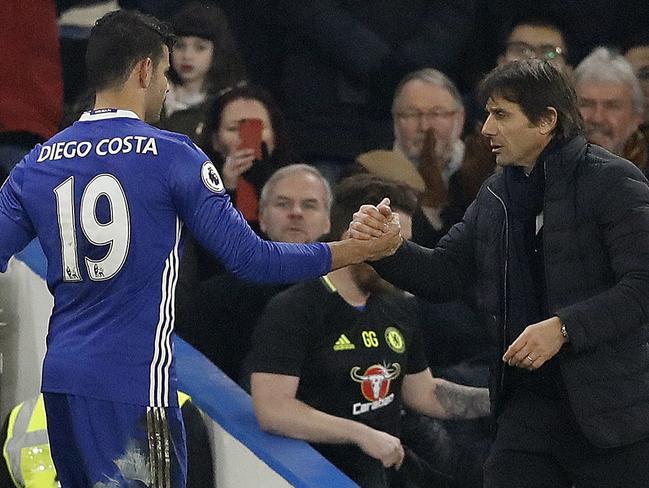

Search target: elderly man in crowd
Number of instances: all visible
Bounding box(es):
[575,46,647,172]
[386,68,494,247]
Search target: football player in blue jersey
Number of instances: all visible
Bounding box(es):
[0,10,400,488]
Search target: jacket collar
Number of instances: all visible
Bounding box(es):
[485,135,588,202]
[539,135,588,185]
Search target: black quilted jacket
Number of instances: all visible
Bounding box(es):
[374,135,649,448]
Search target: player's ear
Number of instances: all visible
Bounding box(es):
[539,107,558,135]
[137,57,154,88]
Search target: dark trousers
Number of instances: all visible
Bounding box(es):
[484,389,649,488]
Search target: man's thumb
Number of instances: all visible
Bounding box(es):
[377,198,391,217]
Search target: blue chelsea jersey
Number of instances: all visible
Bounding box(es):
[0,110,331,407]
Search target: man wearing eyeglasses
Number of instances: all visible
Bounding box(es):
[455,14,572,143]
[390,68,495,247]
[498,15,570,73]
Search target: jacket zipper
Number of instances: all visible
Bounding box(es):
[487,186,509,395]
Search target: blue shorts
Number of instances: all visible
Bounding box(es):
[43,392,187,487]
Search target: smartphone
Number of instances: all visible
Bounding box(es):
[238,118,263,160]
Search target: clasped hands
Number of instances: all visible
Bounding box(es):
[348,198,403,261]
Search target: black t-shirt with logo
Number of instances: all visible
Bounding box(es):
[249,277,428,485]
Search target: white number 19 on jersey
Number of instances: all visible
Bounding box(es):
[54,174,130,282]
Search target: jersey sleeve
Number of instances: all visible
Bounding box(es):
[247,287,314,376]
[406,326,429,375]
[0,161,36,272]
[167,139,331,283]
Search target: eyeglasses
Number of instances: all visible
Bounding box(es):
[506,41,565,61]
[393,109,459,123]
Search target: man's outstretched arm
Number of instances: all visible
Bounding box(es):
[175,157,403,283]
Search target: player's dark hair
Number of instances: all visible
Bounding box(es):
[86,10,175,91]
[328,174,417,241]
[478,59,584,143]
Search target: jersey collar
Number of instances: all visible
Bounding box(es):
[79,109,140,121]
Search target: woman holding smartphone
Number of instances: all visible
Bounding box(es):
[200,84,297,226]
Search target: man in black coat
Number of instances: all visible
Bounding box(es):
[350,59,649,487]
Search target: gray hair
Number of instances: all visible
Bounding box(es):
[574,46,645,114]
[259,164,333,212]
[392,68,464,113]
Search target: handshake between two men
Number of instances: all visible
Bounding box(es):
[332,197,404,267]
[348,197,401,255]
[328,198,404,270]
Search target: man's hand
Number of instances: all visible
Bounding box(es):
[502,316,567,370]
[329,198,402,269]
[363,212,402,261]
[354,424,405,469]
[347,198,403,260]
[349,197,394,240]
